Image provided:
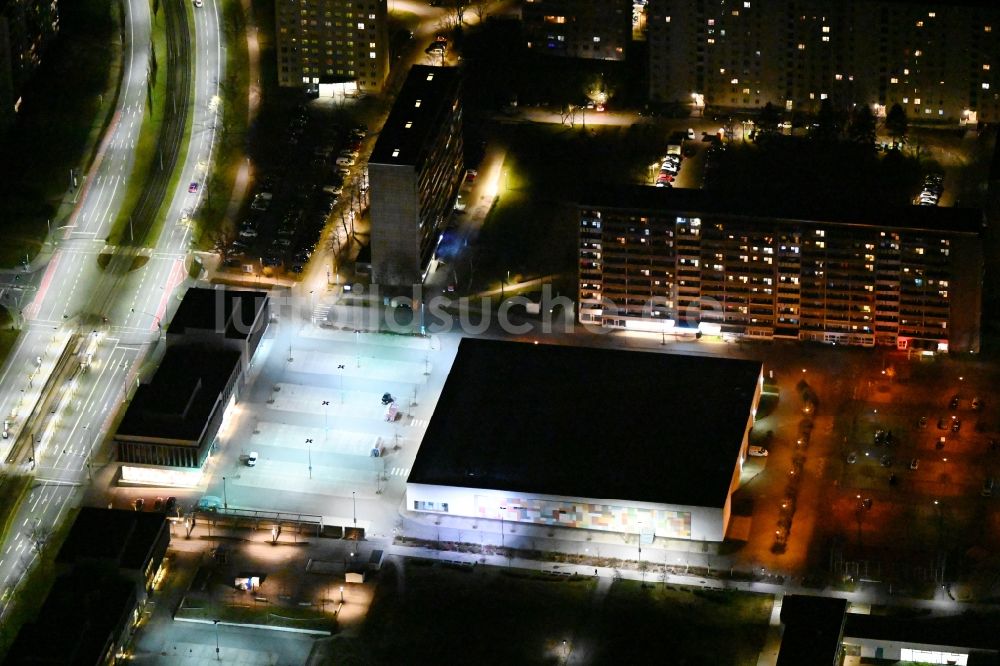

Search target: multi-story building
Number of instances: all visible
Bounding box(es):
[579,186,983,352]
[522,0,632,61]
[369,65,463,286]
[0,0,60,129]
[274,0,388,95]
[647,0,1000,123]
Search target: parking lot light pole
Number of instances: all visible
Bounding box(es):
[499,505,506,550]
[305,438,313,479]
[337,365,345,402]
[222,477,227,510]
[213,620,221,661]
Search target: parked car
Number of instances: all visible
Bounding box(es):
[188,182,199,193]
[133,498,144,511]
[909,458,919,470]
[247,451,258,467]
[972,397,983,411]
[748,445,768,457]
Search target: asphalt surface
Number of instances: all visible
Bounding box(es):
[0,0,222,621]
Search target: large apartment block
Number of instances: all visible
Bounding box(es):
[369,65,463,286]
[647,0,1000,123]
[275,0,388,95]
[522,0,632,61]
[0,0,59,129]
[578,187,983,353]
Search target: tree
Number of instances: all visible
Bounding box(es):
[758,102,780,136]
[811,99,844,142]
[847,104,877,146]
[471,0,496,22]
[885,103,908,146]
[211,223,237,264]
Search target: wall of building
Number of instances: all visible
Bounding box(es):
[406,482,729,542]
[844,636,973,665]
[647,0,1000,123]
[579,206,982,352]
[523,0,632,61]
[370,162,420,285]
[275,0,389,93]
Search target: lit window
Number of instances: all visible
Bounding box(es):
[914,98,921,105]
[914,50,922,57]
[593,36,600,42]
[983,83,991,90]
[665,16,670,22]
[822,26,830,33]
[798,43,805,50]
[368,13,374,19]
[984,64,991,71]
[391,149,400,157]
[370,51,376,58]
[890,77,898,84]
[822,36,829,42]
[835,74,843,81]
[357,22,364,29]
[731,78,739,84]
[404,121,412,128]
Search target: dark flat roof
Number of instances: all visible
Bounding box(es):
[777,595,848,666]
[578,185,983,236]
[844,611,1000,653]
[56,507,167,570]
[369,65,460,167]
[116,346,240,443]
[408,339,761,507]
[4,571,136,665]
[166,287,268,340]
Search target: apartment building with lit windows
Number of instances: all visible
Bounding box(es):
[369,65,463,286]
[0,0,59,129]
[578,186,983,353]
[647,0,1000,123]
[522,0,632,61]
[275,0,388,95]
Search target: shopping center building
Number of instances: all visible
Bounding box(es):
[406,339,763,542]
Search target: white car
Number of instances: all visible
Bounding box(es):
[335,156,356,167]
[748,445,768,457]
[193,0,203,7]
[246,451,258,467]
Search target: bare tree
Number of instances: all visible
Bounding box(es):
[27,520,50,555]
[471,0,495,22]
[211,222,238,264]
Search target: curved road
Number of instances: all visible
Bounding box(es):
[0,0,223,617]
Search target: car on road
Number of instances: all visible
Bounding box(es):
[133,498,144,511]
[188,182,199,193]
[847,452,857,464]
[193,0,203,6]
[949,395,960,409]
[465,169,478,183]
[918,415,928,428]
[239,229,257,239]
[951,418,961,432]
[336,155,356,167]
[748,445,768,457]
[909,458,919,470]
[246,451,258,467]
[880,455,892,467]
[425,42,446,55]
[972,397,983,411]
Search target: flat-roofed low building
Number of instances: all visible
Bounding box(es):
[166,286,269,371]
[777,595,848,666]
[368,65,463,286]
[115,346,242,477]
[55,507,170,594]
[407,338,763,542]
[578,185,983,353]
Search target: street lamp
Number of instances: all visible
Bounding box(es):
[499,505,506,549]
[222,476,228,510]
[336,365,345,403]
[305,438,313,479]
[213,619,221,661]
[339,585,344,603]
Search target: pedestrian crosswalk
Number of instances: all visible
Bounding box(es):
[388,467,411,478]
[410,418,428,428]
